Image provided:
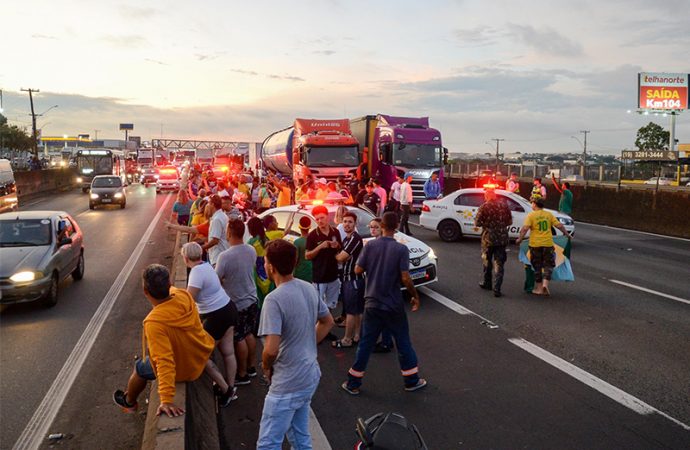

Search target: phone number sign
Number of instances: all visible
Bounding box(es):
[621,150,678,161]
[638,73,688,111]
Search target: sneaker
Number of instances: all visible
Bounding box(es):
[493,291,503,298]
[235,374,252,386]
[341,381,360,396]
[247,367,258,378]
[478,283,492,290]
[404,378,428,392]
[113,389,138,413]
[372,343,392,354]
[218,386,238,408]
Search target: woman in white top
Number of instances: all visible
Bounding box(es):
[182,242,238,407]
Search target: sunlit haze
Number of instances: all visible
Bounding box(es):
[2,0,689,153]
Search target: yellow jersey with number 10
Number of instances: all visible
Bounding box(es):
[524,210,560,247]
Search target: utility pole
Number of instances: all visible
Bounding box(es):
[94,129,101,140]
[580,130,589,180]
[490,138,505,175]
[21,88,40,157]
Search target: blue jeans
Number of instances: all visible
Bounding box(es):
[347,307,420,389]
[257,385,317,450]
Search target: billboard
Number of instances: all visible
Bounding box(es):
[621,150,677,161]
[119,123,134,130]
[638,73,688,111]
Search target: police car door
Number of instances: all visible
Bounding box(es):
[498,194,527,239]
[453,193,485,236]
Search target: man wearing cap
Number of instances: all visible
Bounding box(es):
[423,172,442,200]
[306,206,342,332]
[359,182,381,215]
[475,186,513,297]
[293,216,313,283]
[315,178,329,200]
[399,173,414,236]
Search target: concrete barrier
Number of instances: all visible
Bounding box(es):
[444,176,690,238]
[141,231,220,450]
[15,168,77,201]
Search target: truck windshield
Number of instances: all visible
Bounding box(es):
[77,156,113,175]
[305,146,359,167]
[138,157,153,165]
[393,143,441,168]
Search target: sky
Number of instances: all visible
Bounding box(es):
[1,0,689,154]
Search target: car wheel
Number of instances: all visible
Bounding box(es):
[42,273,59,307]
[72,251,85,280]
[120,201,126,209]
[438,219,462,242]
[82,187,88,193]
[89,203,95,210]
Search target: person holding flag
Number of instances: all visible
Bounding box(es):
[516,196,573,296]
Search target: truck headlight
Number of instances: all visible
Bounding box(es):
[90,193,99,199]
[10,271,37,282]
[154,174,160,179]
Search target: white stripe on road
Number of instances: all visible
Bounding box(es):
[609,279,690,306]
[309,407,332,450]
[421,287,690,432]
[578,222,690,242]
[508,338,690,431]
[12,195,172,450]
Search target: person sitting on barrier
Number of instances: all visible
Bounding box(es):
[113,264,215,417]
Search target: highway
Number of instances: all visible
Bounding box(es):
[1,190,689,449]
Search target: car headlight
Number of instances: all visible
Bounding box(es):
[76,177,83,183]
[10,271,36,282]
[558,217,574,226]
[90,193,99,199]
[428,248,437,260]
[154,174,160,179]
[114,192,123,198]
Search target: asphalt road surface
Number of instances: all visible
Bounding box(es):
[221,217,690,449]
[0,185,175,450]
[2,190,689,449]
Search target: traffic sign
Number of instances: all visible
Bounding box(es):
[621,150,677,161]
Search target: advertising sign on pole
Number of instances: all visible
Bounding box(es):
[621,150,678,161]
[119,123,134,130]
[638,73,689,111]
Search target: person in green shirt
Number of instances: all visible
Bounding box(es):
[552,180,573,214]
[293,216,313,283]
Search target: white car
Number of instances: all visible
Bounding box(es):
[419,188,575,242]
[644,177,672,186]
[256,201,438,287]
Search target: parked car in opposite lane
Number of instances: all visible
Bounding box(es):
[644,177,673,186]
[0,211,85,307]
[420,188,575,242]
[90,175,127,209]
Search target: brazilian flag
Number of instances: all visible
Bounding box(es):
[519,236,574,292]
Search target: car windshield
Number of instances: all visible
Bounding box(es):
[92,177,122,188]
[305,146,359,167]
[0,219,52,247]
[393,143,441,168]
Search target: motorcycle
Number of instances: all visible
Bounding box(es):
[355,412,427,450]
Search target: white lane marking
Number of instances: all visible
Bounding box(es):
[508,338,690,431]
[76,209,90,217]
[309,407,332,450]
[578,222,690,242]
[609,279,690,306]
[422,287,690,432]
[418,286,498,327]
[12,195,172,450]
[20,198,48,208]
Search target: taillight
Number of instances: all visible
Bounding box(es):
[422,204,430,212]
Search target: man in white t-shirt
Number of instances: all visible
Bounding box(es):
[202,195,229,266]
[372,178,387,216]
[399,173,414,236]
[389,174,403,214]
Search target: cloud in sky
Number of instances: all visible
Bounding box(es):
[2,0,688,154]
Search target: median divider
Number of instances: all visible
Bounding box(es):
[141,231,220,450]
[15,169,77,201]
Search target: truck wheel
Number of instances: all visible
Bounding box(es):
[42,273,59,307]
[438,220,462,242]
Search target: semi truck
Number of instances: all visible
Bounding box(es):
[261,119,360,185]
[350,115,448,207]
[195,148,214,168]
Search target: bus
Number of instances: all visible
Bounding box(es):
[75,149,127,192]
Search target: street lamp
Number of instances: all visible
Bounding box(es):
[37,104,58,117]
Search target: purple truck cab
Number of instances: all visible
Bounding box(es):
[350,115,448,206]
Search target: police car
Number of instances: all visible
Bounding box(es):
[256,200,438,287]
[419,188,575,242]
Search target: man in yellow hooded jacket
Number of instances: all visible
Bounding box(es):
[113,264,215,417]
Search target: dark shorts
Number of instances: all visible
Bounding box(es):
[529,246,556,282]
[342,278,365,315]
[235,303,258,342]
[200,301,238,340]
[135,357,156,381]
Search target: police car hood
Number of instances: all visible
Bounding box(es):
[362,232,430,257]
